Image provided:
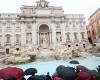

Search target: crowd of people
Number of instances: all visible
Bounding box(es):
[0,65,100,80]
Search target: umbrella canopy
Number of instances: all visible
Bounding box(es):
[0,67,25,80]
[25,68,37,75]
[76,65,88,72]
[28,75,46,80]
[69,60,79,64]
[77,71,90,80]
[56,66,77,80]
[56,65,65,75]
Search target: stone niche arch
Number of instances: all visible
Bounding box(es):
[38,24,51,48]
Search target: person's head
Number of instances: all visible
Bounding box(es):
[79,69,82,72]
[47,72,49,75]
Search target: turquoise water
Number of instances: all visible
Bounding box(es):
[15,55,100,75]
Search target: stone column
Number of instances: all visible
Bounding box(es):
[61,22,66,43]
[37,32,40,46]
[11,23,15,46]
[32,22,37,45]
[49,32,52,48]
[2,25,5,47]
[51,22,56,49]
[21,22,26,46]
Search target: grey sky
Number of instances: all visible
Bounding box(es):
[0,0,100,23]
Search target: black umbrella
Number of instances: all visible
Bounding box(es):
[28,75,46,80]
[69,60,79,64]
[56,66,77,80]
[56,65,65,75]
[69,60,79,68]
[25,68,37,75]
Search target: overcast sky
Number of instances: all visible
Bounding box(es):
[0,0,100,23]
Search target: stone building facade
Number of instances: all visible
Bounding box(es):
[87,8,100,44]
[0,0,88,54]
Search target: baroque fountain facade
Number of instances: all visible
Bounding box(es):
[0,0,89,64]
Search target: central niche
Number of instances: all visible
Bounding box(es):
[39,24,50,48]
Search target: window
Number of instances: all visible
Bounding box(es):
[16,34,21,44]
[26,33,32,44]
[56,32,62,42]
[66,32,70,41]
[74,32,78,40]
[5,34,11,43]
[81,32,85,39]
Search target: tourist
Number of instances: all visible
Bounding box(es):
[46,72,52,80]
[76,70,90,80]
[54,75,62,80]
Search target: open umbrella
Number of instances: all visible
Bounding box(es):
[69,60,79,68]
[0,67,25,80]
[27,75,46,80]
[69,60,79,64]
[25,68,37,75]
[77,71,90,80]
[56,65,65,75]
[56,66,77,80]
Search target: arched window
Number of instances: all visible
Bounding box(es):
[56,32,62,42]
[26,33,32,44]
